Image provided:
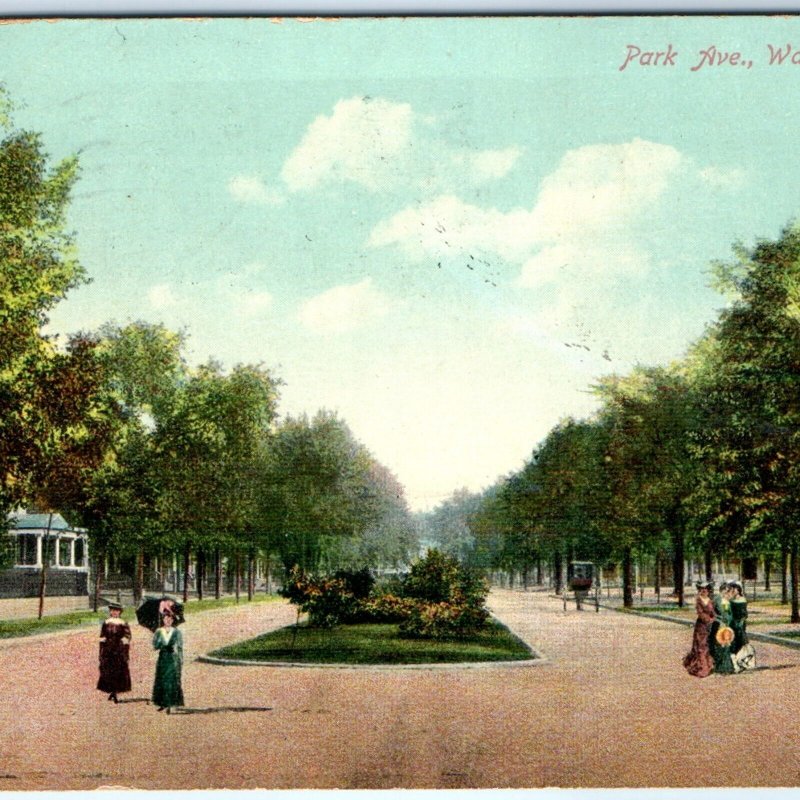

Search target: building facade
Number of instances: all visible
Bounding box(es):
[1,511,90,598]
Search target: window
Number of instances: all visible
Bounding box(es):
[16,534,37,566]
[74,538,85,567]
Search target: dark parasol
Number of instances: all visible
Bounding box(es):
[135,596,185,631]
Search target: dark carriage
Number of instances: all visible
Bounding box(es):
[563,561,599,612]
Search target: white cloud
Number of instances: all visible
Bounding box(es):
[282,96,523,194]
[368,138,686,286]
[241,291,273,316]
[228,175,284,205]
[528,138,683,240]
[699,165,746,190]
[468,146,523,181]
[368,194,531,262]
[298,278,391,333]
[282,97,414,192]
[148,283,178,309]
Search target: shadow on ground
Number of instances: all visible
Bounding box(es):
[169,706,273,715]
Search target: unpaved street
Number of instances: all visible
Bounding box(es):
[2,589,800,789]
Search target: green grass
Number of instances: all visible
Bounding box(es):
[0,592,281,639]
[210,620,535,665]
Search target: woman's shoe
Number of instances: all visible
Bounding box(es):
[157,706,165,712]
[112,694,119,704]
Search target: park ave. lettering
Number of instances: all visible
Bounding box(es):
[619,43,800,71]
[618,44,678,71]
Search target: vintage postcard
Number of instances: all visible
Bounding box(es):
[2,13,800,796]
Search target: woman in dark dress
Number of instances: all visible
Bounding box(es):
[97,601,132,703]
[710,582,735,675]
[729,580,755,670]
[152,608,184,713]
[683,582,715,678]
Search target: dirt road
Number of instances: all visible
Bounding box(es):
[1,589,799,789]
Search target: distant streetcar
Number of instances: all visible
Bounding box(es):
[563,561,599,612]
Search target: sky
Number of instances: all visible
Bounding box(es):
[3,16,800,510]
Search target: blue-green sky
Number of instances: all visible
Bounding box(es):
[3,16,800,509]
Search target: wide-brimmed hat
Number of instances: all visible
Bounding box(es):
[716,625,734,646]
[696,581,713,591]
[108,601,124,611]
[729,580,744,594]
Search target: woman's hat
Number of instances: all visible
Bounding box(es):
[696,581,713,590]
[729,580,743,594]
[108,601,123,611]
[716,625,735,646]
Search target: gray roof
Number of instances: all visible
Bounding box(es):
[8,512,72,531]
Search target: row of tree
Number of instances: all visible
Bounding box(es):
[425,224,800,621]
[0,88,418,611]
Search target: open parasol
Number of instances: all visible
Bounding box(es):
[136,595,185,631]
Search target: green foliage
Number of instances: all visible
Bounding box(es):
[279,565,357,628]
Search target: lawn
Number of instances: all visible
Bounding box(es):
[209,619,535,665]
[0,593,281,639]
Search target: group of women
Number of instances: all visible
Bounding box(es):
[683,580,755,678]
[96,601,185,712]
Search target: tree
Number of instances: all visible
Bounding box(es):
[691,226,800,621]
[0,87,88,516]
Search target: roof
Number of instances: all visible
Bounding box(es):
[7,512,72,531]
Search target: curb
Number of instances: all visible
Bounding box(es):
[611,606,800,650]
[196,653,545,670]
[198,613,548,670]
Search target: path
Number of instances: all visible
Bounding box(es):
[2,589,800,789]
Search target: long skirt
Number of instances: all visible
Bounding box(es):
[683,619,714,677]
[152,650,184,708]
[97,647,132,694]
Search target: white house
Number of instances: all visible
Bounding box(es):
[1,511,90,598]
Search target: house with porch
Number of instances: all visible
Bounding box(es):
[1,511,90,598]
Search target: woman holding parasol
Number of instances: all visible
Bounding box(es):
[151,607,184,713]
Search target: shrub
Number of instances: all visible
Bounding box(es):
[357,593,417,623]
[396,550,491,639]
[279,566,356,629]
[402,549,460,603]
[333,567,375,600]
[399,600,489,639]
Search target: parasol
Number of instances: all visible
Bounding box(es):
[136,595,185,631]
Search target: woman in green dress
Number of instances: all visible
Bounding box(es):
[710,582,735,675]
[729,580,755,670]
[152,608,184,713]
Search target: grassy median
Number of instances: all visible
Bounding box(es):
[0,593,281,639]
[210,619,534,665]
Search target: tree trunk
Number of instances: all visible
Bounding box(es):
[134,548,144,603]
[536,557,542,585]
[37,512,54,620]
[265,551,272,594]
[93,548,103,612]
[522,564,529,591]
[782,541,789,604]
[622,546,634,609]
[215,548,222,600]
[197,549,205,601]
[764,554,772,592]
[247,549,254,601]
[704,548,713,582]
[553,550,563,595]
[670,519,685,607]
[655,552,661,603]
[182,544,190,604]
[791,539,800,624]
[235,551,241,603]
